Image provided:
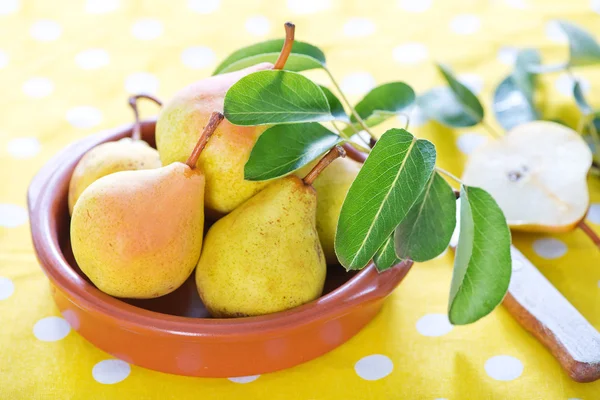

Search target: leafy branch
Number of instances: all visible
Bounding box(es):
[220,30,512,325]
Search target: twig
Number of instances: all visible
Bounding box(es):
[578,220,600,251]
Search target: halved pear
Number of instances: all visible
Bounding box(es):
[462,121,592,232]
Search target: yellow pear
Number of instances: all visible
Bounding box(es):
[462,121,592,232]
[68,95,163,214]
[156,23,295,218]
[195,147,346,317]
[71,112,224,299]
[297,157,361,264]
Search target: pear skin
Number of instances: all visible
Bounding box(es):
[304,157,361,264]
[156,63,273,217]
[195,176,326,317]
[68,138,161,214]
[71,162,205,299]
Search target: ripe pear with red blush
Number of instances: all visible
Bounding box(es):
[71,113,223,299]
[156,23,296,218]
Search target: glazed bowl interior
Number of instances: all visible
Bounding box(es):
[34,119,368,325]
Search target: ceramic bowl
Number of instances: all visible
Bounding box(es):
[27,119,413,378]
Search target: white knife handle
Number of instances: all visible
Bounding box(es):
[504,247,600,382]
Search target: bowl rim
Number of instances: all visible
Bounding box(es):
[28,119,412,340]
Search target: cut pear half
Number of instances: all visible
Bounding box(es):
[462,121,592,232]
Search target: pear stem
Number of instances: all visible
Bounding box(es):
[185,112,224,169]
[128,94,163,141]
[273,22,295,70]
[303,145,346,185]
[578,220,600,251]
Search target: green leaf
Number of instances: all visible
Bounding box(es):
[449,185,512,325]
[556,20,600,67]
[320,86,348,122]
[493,49,540,131]
[352,82,416,127]
[224,70,334,126]
[419,63,484,128]
[244,123,342,181]
[573,80,593,115]
[493,76,539,131]
[335,128,436,270]
[374,235,401,272]
[394,172,456,262]
[417,87,480,127]
[512,49,540,103]
[213,39,326,74]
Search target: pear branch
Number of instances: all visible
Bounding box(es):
[303,145,346,185]
[274,22,295,70]
[128,94,163,141]
[578,220,600,251]
[186,112,224,169]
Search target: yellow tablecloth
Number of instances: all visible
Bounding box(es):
[1,0,600,398]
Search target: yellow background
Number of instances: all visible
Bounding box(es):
[1,0,600,398]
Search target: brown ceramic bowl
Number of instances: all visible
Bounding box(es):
[27,119,413,378]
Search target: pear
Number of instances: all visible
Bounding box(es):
[297,157,361,264]
[71,112,224,299]
[68,95,163,214]
[195,146,346,317]
[462,121,592,232]
[156,23,295,217]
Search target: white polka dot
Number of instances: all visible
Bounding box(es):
[245,16,271,36]
[456,132,487,154]
[355,354,394,381]
[0,0,19,15]
[404,104,429,127]
[181,46,216,69]
[22,77,54,98]
[30,20,62,42]
[497,46,518,66]
[533,238,568,259]
[555,74,590,96]
[343,17,376,37]
[546,21,568,43]
[33,316,71,342]
[458,73,484,95]
[0,277,14,300]
[416,314,454,337]
[93,359,131,384]
[568,398,583,400]
[340,72,376,95]
[188,0,220,14]
[398,0,432,12]
[7,137,41,158]
[125,72,159,95]
[227,375,260,383]
[485,355,524,381]
[75,49,110,70]
[593,0,600,14]
[392,43,429,65]
[587,203,600,224]
[131,19,163,40]
[450,14,481,35]
[505,0,527,8]
[66,106,103,128]
[85,0,119,14]
[0,50,8,68]
[0,204,27,227]
[287,0,331,14]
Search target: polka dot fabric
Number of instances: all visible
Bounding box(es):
[0,0,599,398]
